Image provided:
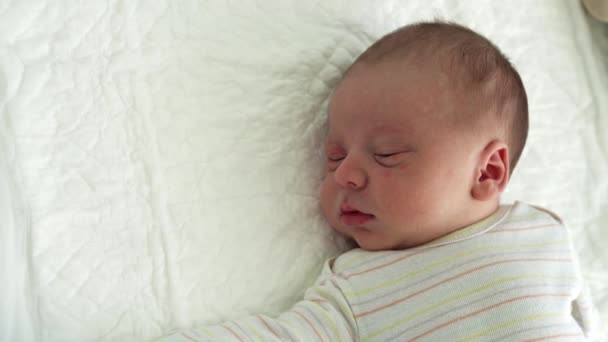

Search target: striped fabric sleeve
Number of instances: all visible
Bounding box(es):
[157,264,358,342]
[561,216,602,341]
[572,284,601,341]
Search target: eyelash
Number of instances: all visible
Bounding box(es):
[374,153,402,167]
[326,153,401,167]
[375,153,398,158]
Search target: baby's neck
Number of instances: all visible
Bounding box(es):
[437,199,501,242]
[390,199,502,250]
[462,199,501,229]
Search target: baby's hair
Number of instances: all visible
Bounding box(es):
[346,20,529,173]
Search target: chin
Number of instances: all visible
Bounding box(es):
[356,241,391,251]
[352,234,391,251]
[334,223,392,251]
[358,244,384,252]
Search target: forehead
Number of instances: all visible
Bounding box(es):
[327,61,452,135]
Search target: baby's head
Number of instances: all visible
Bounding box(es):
[320,21,528,251]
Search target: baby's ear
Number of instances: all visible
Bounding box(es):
[471,140,509,201]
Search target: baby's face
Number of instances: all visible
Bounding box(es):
[320,60,482,251]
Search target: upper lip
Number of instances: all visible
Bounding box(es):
[340,202,372,216]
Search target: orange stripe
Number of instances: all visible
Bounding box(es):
[409,293,570,342]
[257,315,280,339]
[490,224,559,233]
[222,324,245,342]
[355,258,571,318]
[179,332,198,342]
[525,333,583,341]
[310,298,329,304]
[344,249,429,279]
[294,310,324,341]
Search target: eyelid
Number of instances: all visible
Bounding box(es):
[374,150,409,158]
[375,152,399,157]
[374,151,408,167]
[325,144,346,161]
[326,154,343,171]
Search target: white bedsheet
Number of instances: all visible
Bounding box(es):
[1,1,607,341]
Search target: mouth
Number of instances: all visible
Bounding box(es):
[340,203,375,226]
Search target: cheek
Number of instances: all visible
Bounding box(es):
[375,171,407,212]
[435,158,469,193]
[376,168,435,216]
[320,177,336,218]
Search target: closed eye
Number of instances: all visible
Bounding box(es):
[326,155,344,171]
[375,153,399,158]
[374,152,407,167]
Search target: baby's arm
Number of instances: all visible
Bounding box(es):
[571,284,601,341]
[157,269,358,341]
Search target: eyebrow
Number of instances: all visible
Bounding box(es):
[370,121,411,133]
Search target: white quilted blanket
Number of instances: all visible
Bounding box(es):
[1,1,607,341]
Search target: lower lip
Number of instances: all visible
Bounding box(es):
[340,212,374,226]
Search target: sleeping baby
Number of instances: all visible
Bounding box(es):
[158,21,598,341]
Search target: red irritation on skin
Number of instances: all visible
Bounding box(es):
[382,169,392,179]
[326,144,346,157]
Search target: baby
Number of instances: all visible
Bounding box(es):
[159,21,597,341]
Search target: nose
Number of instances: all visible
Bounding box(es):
[333,155,368,190]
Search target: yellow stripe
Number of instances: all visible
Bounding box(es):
[281,316,304,341]
[341,249,378,269]
[197,327,214,337]
[316,287,352,342]
[344,240,568,297]
[310,299,342,342]
[457,313,564,342]
[245,322,264,342]
[361,275,574,341]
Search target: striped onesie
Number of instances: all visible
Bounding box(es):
[160,202,598,341]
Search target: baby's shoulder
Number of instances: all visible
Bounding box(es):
[325,248,399,277]
[507,201,564,223]
[489,201,571,242]
[500,201,565,228]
